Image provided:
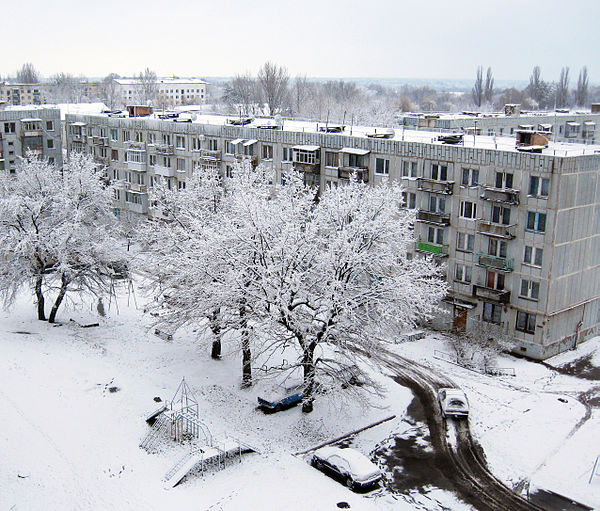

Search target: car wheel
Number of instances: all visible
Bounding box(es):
[345,476,354,489]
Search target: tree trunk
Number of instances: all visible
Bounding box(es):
[35,275,46,321]
[210,307,222,359]
[48,273,69,324]
[301,341,317,413]
[240,300,252,387]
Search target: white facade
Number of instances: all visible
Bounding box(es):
[114,78,207,107]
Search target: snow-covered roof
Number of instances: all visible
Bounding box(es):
[339,147,370,156]
[243,139,257,146]
[293,145,320,151]
[114,78,207,86]
[20,118,42,122]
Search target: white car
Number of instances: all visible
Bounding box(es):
[438,388,469,418]
[311,446,382,490]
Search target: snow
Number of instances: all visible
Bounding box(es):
[314,446,381,481]
[2,282,599,510]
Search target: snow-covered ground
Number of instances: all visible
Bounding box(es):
[2,283,598,510]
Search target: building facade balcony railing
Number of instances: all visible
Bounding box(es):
[417,178,454,195]
[22,129,43,137]
[153,143,174,155]
[153,165,176,178]
[127,161,147,172]
[127,141,145,150]
[473,284,511,303]
[338,166,369,182]
[128,183,147,193]
[199,149,221,160]
[416,240,449,256]
[477,220,517,239]
[480,185,520,205]
[92,136,109,146]
[476,252,514,272]
[416,209,451,226]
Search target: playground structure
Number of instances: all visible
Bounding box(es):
[139,378,256,488]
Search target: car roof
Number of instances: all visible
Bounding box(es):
[315,447,378,474]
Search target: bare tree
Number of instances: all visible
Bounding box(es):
[575,66,589,107]
[136,67,158,105]
[449,320,512,371]
[16,63,39,84]
[484,67,494,104]
[556,66,570,108]
[472,66,483,107]
[224,73,260,116]
[101,73,121,110]
[49,73,78,103]
[293,74,310,116]
[257,61,289,116]
[526,65,552,108]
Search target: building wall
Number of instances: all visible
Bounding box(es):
[64,113,600,359]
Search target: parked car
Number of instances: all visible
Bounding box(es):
[438,388,469,418]
[311,446,382,490]
[257,383,304,412]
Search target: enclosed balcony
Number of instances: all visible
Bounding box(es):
[480,185,520,205]
[127,161,147,172]
[338,166,369,183]
[154,165,176,178]
[477,220,517,239]
[92,136,108,147]
[417,178,454,195]
[199,149,221,161]
[476,252,514,272]
[21,118,43,137]
[416,240,449,257]
[473,284,511,303]
[416,209,451,226]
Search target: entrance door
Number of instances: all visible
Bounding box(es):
[453,306,468,332]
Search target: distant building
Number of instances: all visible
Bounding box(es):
[0,82,48,106]
[0,81,104,106]
[114,78,207,108]
[0,108,62,172]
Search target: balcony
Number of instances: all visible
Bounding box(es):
[128,183,147,193]
[125,201,146,214]
[154,143,174,155]
[338,166,369,183]
[22,129,43,137]
[417,178,454,195]
[416,240,449,257]
[476,252,514,272]
[199,149,221,161]
[416,209,451,226]
[473,285,511,303]
[477,220,517,239]
[127,141,145,150]
[154,165,176,177]
[480,185,520,205]
[127,161,147,172]
[93,136,108,147]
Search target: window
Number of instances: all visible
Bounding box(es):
[294,149,317,165]
[491,205,511,225]
[111,149,119,161]
[483,302,502,324]
[402,191,416,209]
[176,158,186,171]
[455,263,472,283]
[176,135,185,149]
[523,246,543,267]
[516,311,536,334]
[135,131,144,143]
[178,180,186,190]
[403,161,418,177]
[48,157,54,165]
[431,163,448,181]
[226,165,233,178]
[47,139,54,149]
[460,200,477,219]
[4,122,15,133]
[113,169,120,180]
[529,176,550,198]
[262,144,273,160]
[375,158,390,175]
[461,168,479,187]
[520,279,540,300]
[208,138,218,151]
[149,154,157,166]
[348,153,363,168]
[46,121,54,131]
[110,129,118,141]
[456,232,475,252]
[162,134,171,145]
[114,189,121,200]
[148,132,156,145]
[527,211,546,233]
[325,151,338,167]
[488,238,507,258]
[427,226,444,245]
[126,150,146,163]
[495,171,513,189]
[429,194,446,213]
[225,141,234,155]
[162,156,171,167]
[122,130,130,142]
[125,191,142,204]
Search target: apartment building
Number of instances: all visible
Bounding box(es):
[1,108,63,172]
[0,82,49,106]
[64,112,600,360]
[114,78,207,107]
[397,105,600,145]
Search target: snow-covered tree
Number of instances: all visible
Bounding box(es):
[141,163,447,412]
[0,153,126,322]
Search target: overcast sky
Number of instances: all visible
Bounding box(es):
[4,0,598,82]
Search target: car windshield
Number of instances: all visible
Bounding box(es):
[448,399,465,407]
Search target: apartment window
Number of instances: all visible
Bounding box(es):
[111,149,119,161]
[486,270,505,291]
[375,158,390,175]
[208,138,218,151]
[516,311,536,334]
[162,134,171,145]
[461,168,479,187]
[429,194,446,213]
[325,151,338,167]
[294,149,317,165]
[431,163,448,181]
[526,211,546,233]
[348,153,362,168]
[110,129,118,141]
[122,130,130,142]
[262,144,273,160]
[126,150,146,163]
[488,238,507,258]
[148,132,156,145]
[135,131,144,143]
[225,141,234,155]
[456,232,475,252]
[149,154,157,166]
[113,169,120,180]
[460,200,477,219]
[114,189,121,200]
[402,191,416,209]
[113,208,120,218]
[520,279,540,300]
[162,156,171,167]
[4,122,15,133]
[455,263,472,283]
[125,191,142,204]
[529,176,550,198]
[482,302,502,324]
[523,246,543,267]
[495,171,513,189]
[46,121,54,131]
[48,157,55,165]
[427,226,444,245]
[47,139,54,149]
[176,158,186,171]
[226,165,233,178]
[403,161,418,177]
[192,136,201,151]
[178,180,186,190]
[176,135,185,149]
[491,205,511,225]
